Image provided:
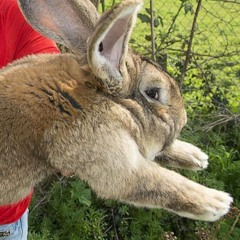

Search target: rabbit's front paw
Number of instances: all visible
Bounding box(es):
[189,146,209,170]
[178,188,233,221]
[171,140,209,170]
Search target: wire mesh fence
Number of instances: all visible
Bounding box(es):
[134,0,239,87]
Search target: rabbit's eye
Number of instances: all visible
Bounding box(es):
[99,42,103,52]
[145,88,159,100]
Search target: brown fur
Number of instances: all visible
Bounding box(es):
[0,0,232,222]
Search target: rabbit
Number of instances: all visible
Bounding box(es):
[0,0,232,222]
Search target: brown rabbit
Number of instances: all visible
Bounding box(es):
[0,0,232,222]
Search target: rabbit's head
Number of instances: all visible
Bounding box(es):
[18,0,187,145]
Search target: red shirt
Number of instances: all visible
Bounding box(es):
[0,0,60,224]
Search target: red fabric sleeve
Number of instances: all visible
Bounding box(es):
[0,0,60,68]
[0,0,60,224]
[0,192,33,225]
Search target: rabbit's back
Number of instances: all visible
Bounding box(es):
[0,53,142,205]
[0,53,88,122]
[0,54,99,204]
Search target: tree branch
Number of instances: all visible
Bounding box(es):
[150,0,156,61]
[158,3,184,50]
[179,0,202,90]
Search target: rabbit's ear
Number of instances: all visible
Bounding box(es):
[18,0,99,54]
[87,0,142,96]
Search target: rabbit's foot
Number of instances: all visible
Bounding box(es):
[177,188,233,221]
[158,140,209,170]
[184,143,209,170]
